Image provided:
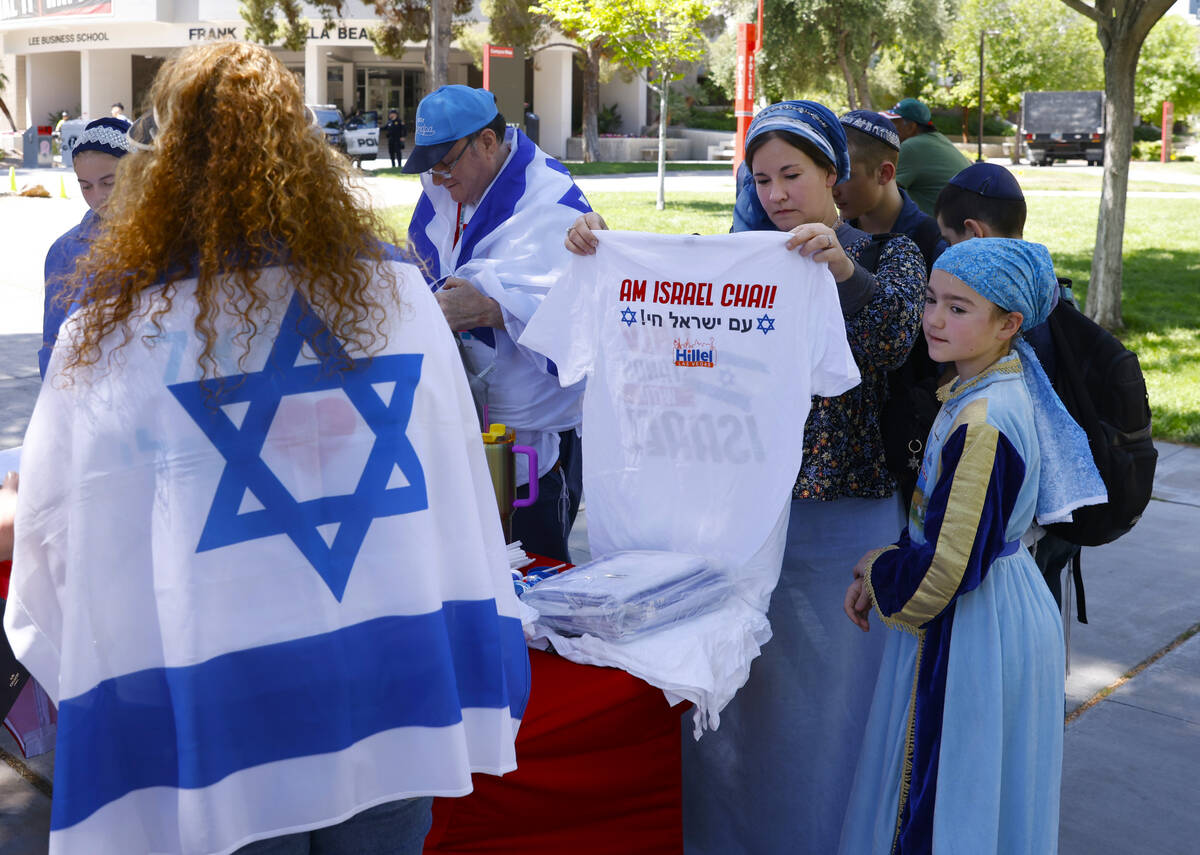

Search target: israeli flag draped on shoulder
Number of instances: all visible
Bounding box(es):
[407,126,591,377]
[5,262,531,855]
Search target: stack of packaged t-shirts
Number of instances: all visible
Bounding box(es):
[521,551,731,643]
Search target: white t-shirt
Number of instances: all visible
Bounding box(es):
[520,230,859,728]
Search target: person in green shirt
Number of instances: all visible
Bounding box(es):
[883,98,971,216]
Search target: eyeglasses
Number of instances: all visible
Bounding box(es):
[126,106,318,152]
[427,137,475,179]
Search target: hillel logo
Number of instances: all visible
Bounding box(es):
[673,337,715,368]
[415,116,435,143]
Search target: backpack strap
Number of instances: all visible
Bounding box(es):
[1072,550,1088,624]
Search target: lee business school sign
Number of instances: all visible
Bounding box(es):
[8,20,379,53]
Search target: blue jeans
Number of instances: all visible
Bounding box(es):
[234,797,433,855]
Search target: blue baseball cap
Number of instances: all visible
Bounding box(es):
[948,162,1024,201]
[840,110,900,151]
[401,85,499,174]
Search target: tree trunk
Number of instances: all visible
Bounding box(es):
[854,68,872,111]
[657,70,667,211]
[425,0,453,90]
[1088,39,1140,331]
[0,97,15,134]
[836,33,857,111]
[580,41,602,163]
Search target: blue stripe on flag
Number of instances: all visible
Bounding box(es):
[51,601,529,831]
[408,194,442,283]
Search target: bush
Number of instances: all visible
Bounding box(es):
[931,111,1013,138]
[1131,140,1162,160]
[1133,124,1161,141]
[598,103,622,136]
[1178,154,1196,162]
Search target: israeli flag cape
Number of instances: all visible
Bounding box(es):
[5,262,531,855]
[407,127,590,451]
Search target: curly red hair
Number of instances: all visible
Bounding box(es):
[64,41,402,378]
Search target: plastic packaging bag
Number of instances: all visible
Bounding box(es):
[523,550,731,642]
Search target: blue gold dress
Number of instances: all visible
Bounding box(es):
[840,352,1065,855]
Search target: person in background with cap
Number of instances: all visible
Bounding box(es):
[384,108,406,168]
[935,162,1083,609]
[835,109,948,272]
[41,115,132,380]
[882,97,970,217]
[404,85,591,562]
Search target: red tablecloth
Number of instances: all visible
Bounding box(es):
[423,648,685,854]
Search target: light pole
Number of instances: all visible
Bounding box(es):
[977,29,1000,162]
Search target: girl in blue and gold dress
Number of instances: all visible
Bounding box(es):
[840,239,1105,855]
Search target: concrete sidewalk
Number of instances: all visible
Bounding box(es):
[1,164,1198,854]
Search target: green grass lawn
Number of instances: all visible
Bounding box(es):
[383,184,1200,445]
[992,161,1200,193]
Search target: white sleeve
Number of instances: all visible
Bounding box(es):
[518,251,600,387]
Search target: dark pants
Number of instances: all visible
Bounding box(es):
[388,139,403,168]
[235,797,433,855]
[510,429,582,563]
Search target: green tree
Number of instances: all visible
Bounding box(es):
[934,0,1102,122]
[240,0,474,90]
[241,0,308,51]
[1058,0,1176,330]
[758,0,948,110]
[1135,15,1200,124]
[597,0,710,208]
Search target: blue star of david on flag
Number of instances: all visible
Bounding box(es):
[756,313,776,335]
[620,306,638,327]
[169,292,429,601]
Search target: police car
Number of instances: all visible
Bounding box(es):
[307,105,379,167]
[308,105,345,151]
[341,109,380,167]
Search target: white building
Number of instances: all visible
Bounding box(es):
[0,0,650,159]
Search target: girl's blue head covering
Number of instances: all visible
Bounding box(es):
[933,238,1058,332]
[935,238,1108,524]
[733,100,849,233]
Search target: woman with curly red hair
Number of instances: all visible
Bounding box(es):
[6,42,530,855]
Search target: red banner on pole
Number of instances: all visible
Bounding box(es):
[483,45,515,91]
[733,23,757,177]
[1161,102,1174,163]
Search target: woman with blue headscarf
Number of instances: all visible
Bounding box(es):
[565,101,927,852]
[668,101,928,855]
[840,239,1104,854]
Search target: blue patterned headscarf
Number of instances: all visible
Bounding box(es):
[934,238,1107,524]
[933,238,1056,331]
[733,100,850,233]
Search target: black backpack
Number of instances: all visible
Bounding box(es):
[857,233,942,507]
[1038,297,1157,546]
[1027,286,1156,622]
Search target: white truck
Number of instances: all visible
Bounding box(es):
[1020,90,1105,167]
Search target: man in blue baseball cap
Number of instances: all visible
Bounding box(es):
[882,97,970,216]
[405,85,592,562]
